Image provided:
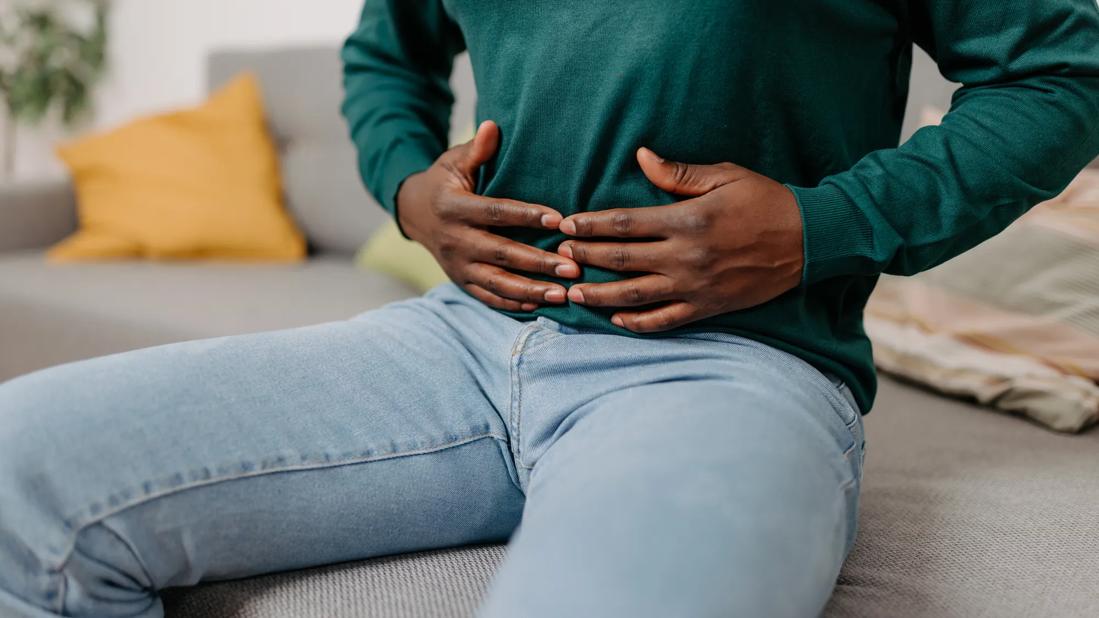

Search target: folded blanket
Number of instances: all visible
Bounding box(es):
[865,169,1099,433]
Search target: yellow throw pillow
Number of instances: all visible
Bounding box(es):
[50,74,306,262]
[356,220,449,293]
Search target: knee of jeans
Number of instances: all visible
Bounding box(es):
[0,379,60,586]
[0,521,157,617]
[0,372,78,508]
[60,522,159,616]
[0,380,154,615]
[0,375,80,601]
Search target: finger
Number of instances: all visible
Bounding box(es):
[566,275,678,308]
[611,302,700,333]
[471,231,580,278]
[465,263,568,304]
[458,120,501,175]
[448,193,564,230]
[559,206,677,238]
[464,284,539,313]
[558,240,668,273]
[637,147,747,196]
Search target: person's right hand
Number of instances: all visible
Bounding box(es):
[396,120,579,311]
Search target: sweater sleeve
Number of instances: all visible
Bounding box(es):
[341,0,465,226]
[787,0,1099,283]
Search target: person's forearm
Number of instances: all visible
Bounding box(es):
[788,0,1099,284]
[340,0,465,223]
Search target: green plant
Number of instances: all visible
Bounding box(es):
[0,0,109,179]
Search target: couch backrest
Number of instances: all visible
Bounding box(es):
[207,47,478,256]
[208,47,382,256]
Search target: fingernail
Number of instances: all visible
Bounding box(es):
[555,263,578,278]
[560,220,577,235]
[612,315,625,327]
[641,147,664,163]
[521,303,538,312]
[541,213,561,228]
[544,288,566,303]
[558,243,574,259]
[569,287,586,304]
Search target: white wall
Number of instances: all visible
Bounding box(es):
[11,0,366,180]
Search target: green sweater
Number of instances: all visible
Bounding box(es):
[342,1,1099,413]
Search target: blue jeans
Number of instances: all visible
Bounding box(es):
[0,283,865,617]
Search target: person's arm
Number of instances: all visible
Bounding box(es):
[341,2,580,310]
[340,0,465,229]
[788,0,1099,282]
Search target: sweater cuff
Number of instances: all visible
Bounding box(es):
[786,182,877,285]
[377,143,439,240]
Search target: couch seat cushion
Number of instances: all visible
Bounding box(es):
[0,251,416,380]
[164,546,506,618]
[826,378,1099,617]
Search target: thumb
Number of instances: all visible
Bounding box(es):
[461,120,501,174]
[637,147,744,196]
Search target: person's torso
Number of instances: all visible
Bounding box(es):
[440,0,917,412]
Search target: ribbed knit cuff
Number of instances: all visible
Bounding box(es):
[377,144,439,240]
[786,183,876,285]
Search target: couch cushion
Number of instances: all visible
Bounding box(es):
[826,378,1099,617]
[0,251,416,381]
[163,546,506,618]
[162,377,1099,617]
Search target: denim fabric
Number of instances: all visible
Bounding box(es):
[0,283,865,617]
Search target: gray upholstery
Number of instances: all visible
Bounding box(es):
[164,546,508,618]
[161,376,1099,618]
[899,46,960,143]
[0,179,77,253]
[0,250,414,381]
[825,378,1099,618]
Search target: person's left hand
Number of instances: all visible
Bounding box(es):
[557,147,804,333]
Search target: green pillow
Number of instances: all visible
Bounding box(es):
[355,220,449,293]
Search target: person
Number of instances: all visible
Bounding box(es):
[2,1,1097,616]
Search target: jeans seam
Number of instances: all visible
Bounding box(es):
[840,426,864,494]
[509,323,546,473]
[48,431,508,577]
[517,330,561,356]
[98,519,157,592]
[53,570,65,616]
[837,462,859,493]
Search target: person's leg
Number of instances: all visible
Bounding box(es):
[478,326,865,617]
[0,284,526,618]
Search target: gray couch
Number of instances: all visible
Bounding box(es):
[1,47,1097,618]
